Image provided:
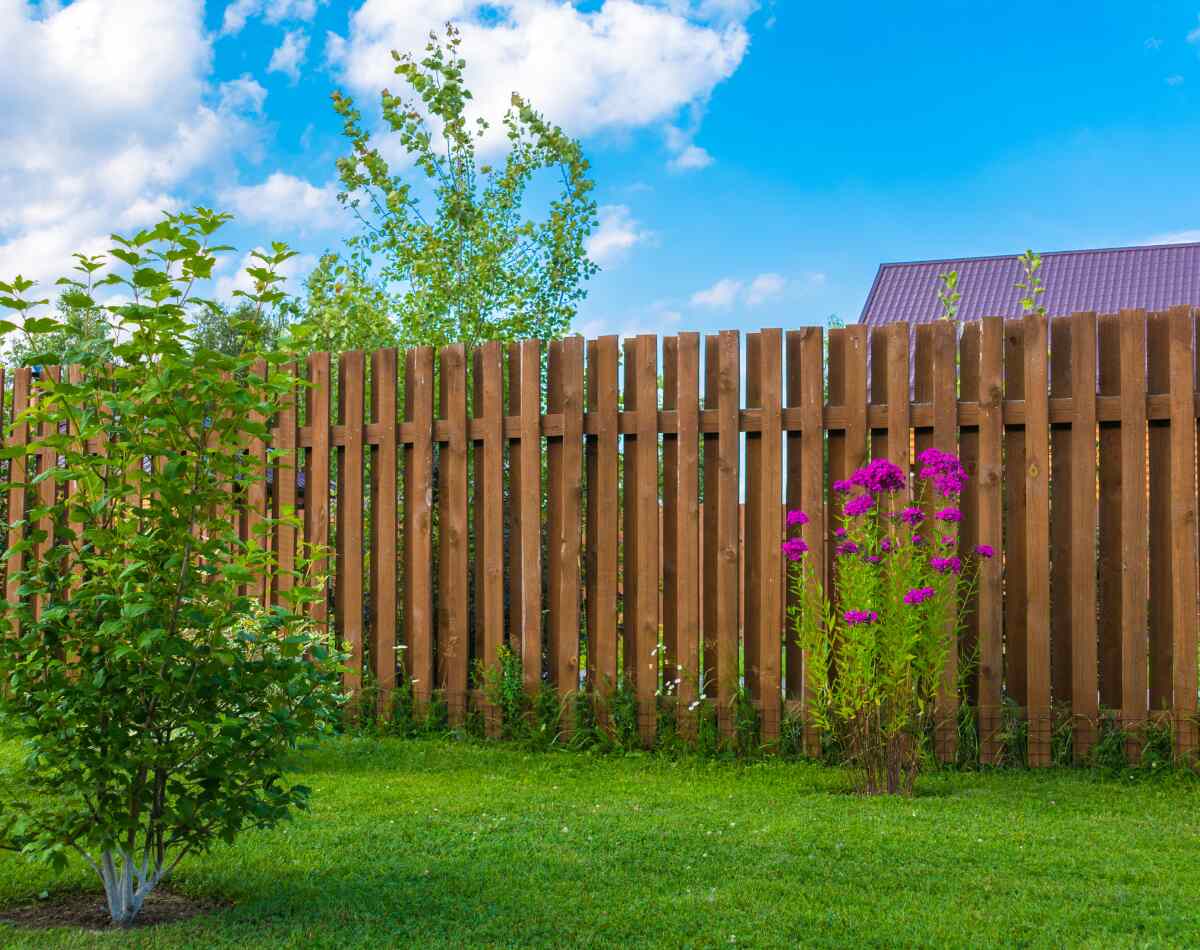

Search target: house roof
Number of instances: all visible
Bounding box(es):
[858,242,1200,326]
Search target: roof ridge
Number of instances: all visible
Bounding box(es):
[879,241,1200,269]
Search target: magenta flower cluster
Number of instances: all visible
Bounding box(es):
[917,448,969,498]
[844,494,875,517]
[935,507,962,523]
[930,556,962,575]
[844,609,878,626]
[974,544,995,559]
[850,458,907,495]
[782,537,809,561]
[898,506,924,526]
[904,586,936,605]
[832,479,853,494]
[835,541,860,557]
[786,510,809,527]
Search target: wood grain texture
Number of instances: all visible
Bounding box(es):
[370,348,398,716]
[977,318,1005,763]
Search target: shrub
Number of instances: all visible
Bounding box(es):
[785,451,990,795]
[0,210,343,926]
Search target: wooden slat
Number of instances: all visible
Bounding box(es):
[305,353,331,633]
[336,351,365,701]
[798,327,824,755]
[1168,306,1199,758]
[4,368,30,626]
[1003,323,1027,711]
[957,324,981,739]
[662,337,680,710]
[977,318,1004,763]
[585,337,619,715]
[1070,313,1099,759]
[673,333,701,731]
[844,326,869,475]
[1023,313,1052,767]
[887,323,910,496]
[272,361,298,608]
[784,332,805,702]
[404,347,434,710]
[438,344,469,723]
[245,359,269,604]
[1147,313,1172,713]
[931,320,958,762]
[1119,310,1149,756]
[869,328,889,464]
[744,332,763,725]
[1049,319,1073,706]
[824,329,846,605]
[714,331,741,737]
[629,335,659,745]
[1096,315,1123,711]
[473,342,505,733]
[548,337,584,710]
[758,329,783,742]
[516,340,542,694]
[370,348,398,717]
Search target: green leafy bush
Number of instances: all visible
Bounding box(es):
[786,451,990,795]
[0,210,343,926]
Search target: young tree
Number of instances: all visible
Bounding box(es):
[192,298,289,357]
[0,210,343,926]
[301,23,598,350]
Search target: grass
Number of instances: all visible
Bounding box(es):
[1,737,1199,948]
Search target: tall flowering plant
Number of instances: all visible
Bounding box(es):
[785,450,993,795]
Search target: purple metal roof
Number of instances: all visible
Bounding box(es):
[859,242,1200,326]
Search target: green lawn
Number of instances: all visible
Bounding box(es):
[0,737,1198,948]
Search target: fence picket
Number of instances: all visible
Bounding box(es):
[1024,314,1052,767]
[585,337,619,718]
[1097,316,1123,711]
[977,318,1004,762]
[1147,313,1173,714]
[931,320,958,762]
[404,347,434,711]
[336,351,364,701]
[474,342,505,734]
[370,348,398,717]
[439,344,469,724]
[1070,313,1099,759]
[305,353,331,633]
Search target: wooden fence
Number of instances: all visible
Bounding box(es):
[7,310,1200,766]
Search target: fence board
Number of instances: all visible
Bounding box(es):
[1097,315,1123,710]
[438,345,470,723]
[932,321,958,762]
[757,329,783,741]
[784,332,805,702]
[798,327,824,754]
[336,351,364,700]
[1147,313,1172,714]
[744,333,763,718]
[1120,310,1149,755]
[1169,306,1199,757]
[977,318,1004,762]
[957,324,981,709]
[1070,313,1099,759]
[662,337,679,709]
[714,331,741,737]
[887,324,910,500]
[305,354,331,633]
[1024,314,1052,767]
[404,347,434,710]
[4,368,29,625]
[515,341,542,693]
[245,359,269,604]
[1003,323,1027,711]
[370,348,398,716]
[550,337,583,711]
[1049,319,1073,706]
[632,336,660,745]
[473,342,505,734]
[585,337,619,715]
[272,362,298,609]
[674,333,701,730]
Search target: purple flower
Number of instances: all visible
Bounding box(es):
[917,448,969,498]
[865,555,881,564]
[834,526,847,539]
[975,544,995,559]
[935,507,962,523]
[844,494,875,517]
[931,556,962,575]
[786,510,809,527]
[844,609,879,626]
[898,506,925,526]
[782,537,809,561]
[835,541,860,556]
[940,535,955,547]
[832,479,854,494]
[849,459,907,495]
[912,534,924,546]
[903,586,936,605]
[880,538,894,553]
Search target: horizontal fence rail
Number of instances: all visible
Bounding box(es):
[5,310,1200,765]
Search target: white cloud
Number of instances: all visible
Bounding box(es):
[668,143,714,172]
[585,204,652,267]
[690,277,743,308]
[0,1,268,287]
[1144,230,1200,245]
[221,0,322,36]
[1167,74,1185,86]
[745,272,786,306]
[1145,37,1162,50]
[268,29,310,83]
[219,172,344,234]
[215,248,318,301]
[329,1,750,157]
[1189,17,1200,44]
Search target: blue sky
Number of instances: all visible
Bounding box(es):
[3,0,1200,339]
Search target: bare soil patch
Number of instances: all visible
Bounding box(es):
[0,888,228,932]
